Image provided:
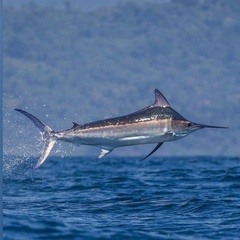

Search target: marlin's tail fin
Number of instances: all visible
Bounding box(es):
[15,109,56,168]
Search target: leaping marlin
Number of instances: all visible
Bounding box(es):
[15,89,227,168]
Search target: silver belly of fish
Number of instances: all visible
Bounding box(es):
[56,119,178,148]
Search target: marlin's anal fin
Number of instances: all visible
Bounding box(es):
[98,148,113,158]
[141,142,163,161]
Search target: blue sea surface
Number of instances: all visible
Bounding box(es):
[3,156,240,240]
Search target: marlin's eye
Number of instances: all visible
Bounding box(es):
[188,123,192,127]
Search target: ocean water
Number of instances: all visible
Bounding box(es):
[3,156,240,240]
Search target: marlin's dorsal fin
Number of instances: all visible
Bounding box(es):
[132,89,171,114]
[153,89,170,107]
[72,122,81,128]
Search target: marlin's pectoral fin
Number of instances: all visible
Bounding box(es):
[98,148,113,159]
[140,143,163,161]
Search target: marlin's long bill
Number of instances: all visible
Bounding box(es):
[15,89,227,168]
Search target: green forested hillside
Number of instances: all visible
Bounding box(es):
[3,0,240,157]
